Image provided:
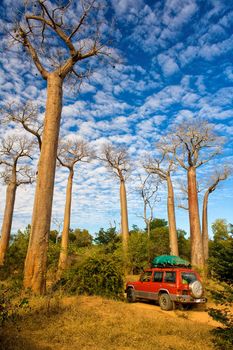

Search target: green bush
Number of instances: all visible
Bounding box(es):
[0,285,29,327]
[55,254,124,299]
[208,219,233,350]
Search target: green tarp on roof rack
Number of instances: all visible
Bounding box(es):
[151,255,191,268]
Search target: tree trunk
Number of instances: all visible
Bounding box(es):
[24,72,63,294]
[187,166,204,268]
[167,175,178,256]
[202,191,209,262]
[147,220,151,238]
[57,168,74,275]
[120,180,129,256]
[0,181,17,265]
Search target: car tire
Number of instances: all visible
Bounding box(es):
[127,288,136,303]
[159,293,174,311]
[189,281,203,298]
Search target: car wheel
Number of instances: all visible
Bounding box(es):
[127,288,136,303]
[159,293,174,311]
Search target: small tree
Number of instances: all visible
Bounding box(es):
[99,144,130,258]
[138,173,160,238]
[172,120,222,268]
[0,135,35,265]
[202,167,230,262]
[145,146,179,256]
[57,138,91,274]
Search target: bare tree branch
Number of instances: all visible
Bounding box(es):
[1,102,43,151]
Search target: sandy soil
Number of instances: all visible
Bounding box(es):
[62,295,221,327]
[132,301,221,327]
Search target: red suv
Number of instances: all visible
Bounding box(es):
[126,267,207,310]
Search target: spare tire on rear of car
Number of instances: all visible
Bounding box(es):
[189,280,203,298]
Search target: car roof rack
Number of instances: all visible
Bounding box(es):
[151,263,192,269]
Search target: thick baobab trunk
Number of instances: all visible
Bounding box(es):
[58,168,74,274]
[167,175,178,256]
[120,180,129,256]
[187,167,204,268]
[202,191,209,262]
[24,73,63,294]
[0,182,17,265]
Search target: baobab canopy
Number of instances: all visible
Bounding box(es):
[151,255,190,268]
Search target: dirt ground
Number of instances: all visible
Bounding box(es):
[63,295,220,327]
[132,301,221,327]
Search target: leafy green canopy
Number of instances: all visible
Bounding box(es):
[55,254,124,299]
[208,219,233,350]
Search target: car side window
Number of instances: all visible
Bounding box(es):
[153,272,163,282]
[164,271,176,283]
[140,271,152,282]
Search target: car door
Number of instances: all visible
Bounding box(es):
[150,271,163,300]
[134,270,153,299]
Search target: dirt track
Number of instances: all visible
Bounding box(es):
[130,300,221,327]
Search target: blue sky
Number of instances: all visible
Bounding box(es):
[0,0,232,237]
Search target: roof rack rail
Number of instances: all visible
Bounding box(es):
[151,263,192,269]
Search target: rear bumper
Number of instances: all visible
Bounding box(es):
[171,295,207,303]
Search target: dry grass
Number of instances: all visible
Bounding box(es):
[0,295,215,350]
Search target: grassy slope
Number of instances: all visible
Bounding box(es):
[0,295,214,350]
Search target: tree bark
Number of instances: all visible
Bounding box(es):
[24,72,63,294]
[120,180,129,257]
[187,166,204,268]
[202,191,209,262]
[0,181,17,265]
[57,168,74,274]
[167,174,178,256]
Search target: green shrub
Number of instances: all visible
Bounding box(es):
[208,219,233,350]
[55,254,124,299]
[0,285,29,327]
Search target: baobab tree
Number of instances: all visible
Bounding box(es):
[0,135,35,265]
[138,173,160,238]
[172,120,222,268]
[202,166,230,262]
[57,138,91,275]
[1,102,43,151]
[145,147,179,256]
[99,144,130,258]
[9,0,109,293]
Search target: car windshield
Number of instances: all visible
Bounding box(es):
[181,272,197,284]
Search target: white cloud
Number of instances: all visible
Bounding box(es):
[157,54,180,76]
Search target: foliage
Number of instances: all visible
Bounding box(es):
[208,219,233,350]
[94,227,120,253]
[150,218,168,230]
[0,284,29,327]
[177,229,191,260]
[49,230,59,243]
[127,219,190,272]
[72,228,93,247]
[149,225,170,257]
[47,240,61,271]
[209,220,233,283]
[128,229,149,273]
[55,253,124,299]
[0,226,30,283]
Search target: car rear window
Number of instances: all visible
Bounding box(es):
[181,272,197,284]
[164,271,176,283]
